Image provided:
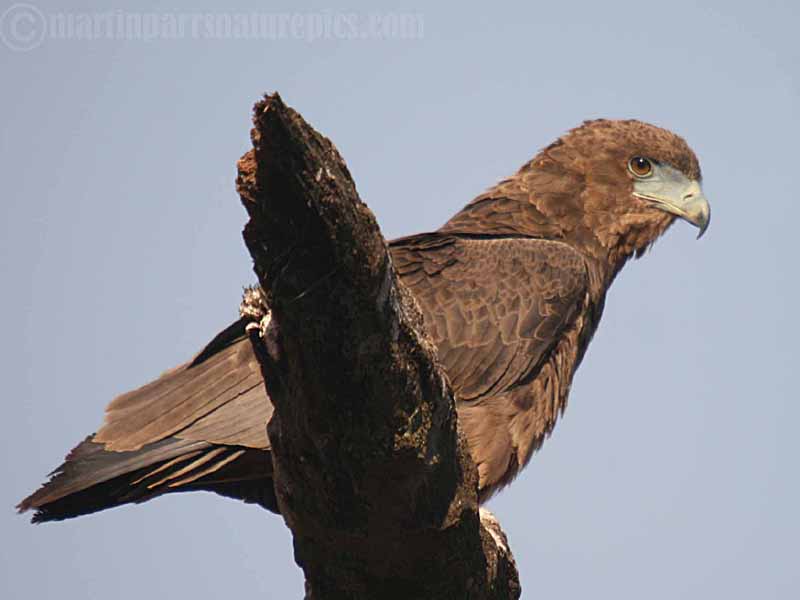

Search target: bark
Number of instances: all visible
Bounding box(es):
[236,93,520,600]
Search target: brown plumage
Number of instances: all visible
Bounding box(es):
[18,119,709,522]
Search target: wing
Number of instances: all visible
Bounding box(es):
[94,318,271,451]
[391,233,590,495]
[392,234,588,401]
[21,232,589,521]
[19,319,276,522]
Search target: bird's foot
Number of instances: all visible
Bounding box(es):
[479,507,509,553]
[240,285,271,339]
[240,285,281,362]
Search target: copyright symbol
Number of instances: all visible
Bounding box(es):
[0,3,46,52]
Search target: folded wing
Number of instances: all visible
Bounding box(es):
[18,319,276,522]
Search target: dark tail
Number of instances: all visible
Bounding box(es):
[18,319,277,522]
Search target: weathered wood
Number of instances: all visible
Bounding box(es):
[236,93,520,599]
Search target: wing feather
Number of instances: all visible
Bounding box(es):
[22,229,591,521]
[18,319,275,521]
[392,233,590,493]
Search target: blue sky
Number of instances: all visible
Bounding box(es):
[2,1,798,598]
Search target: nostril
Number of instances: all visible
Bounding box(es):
[682,192,696,201]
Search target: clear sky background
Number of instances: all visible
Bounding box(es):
[2,1,797,598]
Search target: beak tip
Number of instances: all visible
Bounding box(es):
[690,196,711,240]
[696,222,709,240]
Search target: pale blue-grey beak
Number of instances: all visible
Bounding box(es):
[632,165,711,239]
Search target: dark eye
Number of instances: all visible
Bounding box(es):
[628,156,653,178]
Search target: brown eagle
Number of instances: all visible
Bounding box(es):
[19,119,710,522]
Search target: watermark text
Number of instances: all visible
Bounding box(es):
[1,4,425,51]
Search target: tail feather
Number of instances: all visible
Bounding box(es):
[17,436,274,522]
[17,318,276,523]
[95,321,264,452]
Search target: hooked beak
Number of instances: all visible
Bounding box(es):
[634,179,711,239]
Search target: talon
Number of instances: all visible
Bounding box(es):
[239,285,270,324]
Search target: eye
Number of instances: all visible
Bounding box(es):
[628,156,653,178]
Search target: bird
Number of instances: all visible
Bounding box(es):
[18,118,710,522]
